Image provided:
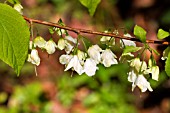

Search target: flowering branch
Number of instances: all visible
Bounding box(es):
[23,16,170,45]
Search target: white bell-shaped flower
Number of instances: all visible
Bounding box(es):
[77,50,87,65]
[14,3,23,14]
[34,36,46,48]
[100,36,111,42]
[128,69,153,92]
[120,33,136,48]
[119,52,134,63]
[128,69,137,83]
[88,45,102,64]
[84,58,98,76]
[134,74,153,92]
[56,28,66,36]
[65,41,74,54]
[101,49,118,67]
[57,38,65,50]
[59,54,73,65]
[57,38,74,54]
[45,39,57,54]
[130,58,147,72]
[77,50,87,61]
[64,55,84,75]
[27,49,40,66]
[144,66,159,81]
[65,36,77,44]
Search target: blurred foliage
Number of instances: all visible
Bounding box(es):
[0,63,137,113]
[0,82,52,113]
[57,64,137,113]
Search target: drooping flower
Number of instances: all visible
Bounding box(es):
[34,36,46,48]
[57,38,65,50]
[56,28,66,36]
[100,31,111,42]
[27,49,40,66]
[87,45,102,64]
[119,52,134,63]
[130,58,147,72]
[134,74,153,92]
[120,33,136,48]
[64,55,84,75]
[59,54,73,65]
[65,35,77,44]
[57,38,74,54]
[45,39,57,54]
[65,41,74,54]
[13,3,23,14]
[128,69,153,92]
[100,31,115,46]
[101,49,118,67]
[128,58,153,92]
[84,58,98,76]
[144,66,159,81]
[77,50,87,65]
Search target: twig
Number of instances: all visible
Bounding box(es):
[23,16,170,45]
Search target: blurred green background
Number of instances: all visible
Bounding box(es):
[0,0,170,113]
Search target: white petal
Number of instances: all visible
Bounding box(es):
[120,39,136,48]
[141,61,147,72]
[135,75,153,92]
[151,66,159,81]
[57,29,66,35]
[64,56,84,75]
[119,52,134,63]
[27,49,40,66]
[65,42,74,54]
[88,45,102,64]
[59,54,73,65]
[65,36,77,44]
[101,49,118,67]
[128,69,137,83]
[130,58,142,72]
[14,3,23,14]
[45,40,57,54]
[57,38,66,50]
[100,36,111,42]
[84,58,98,76]
[34,36,46,48]
[77,50,87,61]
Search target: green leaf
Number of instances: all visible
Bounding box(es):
[7,0,20,4]
[157,29,170,40]
[79,0,101,16]
[0,4,30,75]
[162,46,170,60]
[165,52,170,77]
[123,46,142,53]
[134,25,147,43]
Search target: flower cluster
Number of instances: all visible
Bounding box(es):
[26,28,160,93]
[27,36,57,66]
[128,58,159,92]
[59,45,118,76]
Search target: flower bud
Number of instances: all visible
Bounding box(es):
[14,3,23,14]
[45,39,57,54]
[27,49,40,66]
[34,36,46,48]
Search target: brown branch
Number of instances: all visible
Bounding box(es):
[23,16,170,45]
